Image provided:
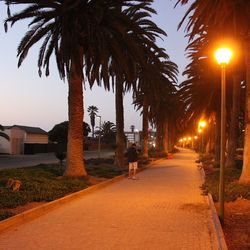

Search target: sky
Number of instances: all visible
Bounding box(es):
[0,0,191,133]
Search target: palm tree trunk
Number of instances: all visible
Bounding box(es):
[240,38,250,183]
[142,97,149,158]
[92,125,95,138]
[214,110,221,167]
[64,59,87,177]
[226,74,241,168]
[115,81,125,168]
[168,121,175,152]
[155,120,162,151]
[208,114,216,154]
[162,121,169,154]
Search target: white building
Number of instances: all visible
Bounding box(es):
[0,125,48,154]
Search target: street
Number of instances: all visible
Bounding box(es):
[0,150,115,169]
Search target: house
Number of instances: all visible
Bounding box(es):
[0,125,48,154]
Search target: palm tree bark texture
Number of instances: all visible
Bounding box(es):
[115,81,125,168]
[64,58,87,177]
[142,98,149,158]
[225,74,241,168]
[240,37,250,183]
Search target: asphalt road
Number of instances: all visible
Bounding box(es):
[0,150,115,169]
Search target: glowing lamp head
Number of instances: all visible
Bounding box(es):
[198,120,206,128]
[215,48,232,65]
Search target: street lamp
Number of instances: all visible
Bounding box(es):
[215,47,232,224]
[96,115,102,158]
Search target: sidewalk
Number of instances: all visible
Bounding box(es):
[0,148,226,250]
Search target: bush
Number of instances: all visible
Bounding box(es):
[148,149,168,158]
[0,210,15,220]
[204,168,250,202]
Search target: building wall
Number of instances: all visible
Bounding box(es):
[0,127,48,155]
[11,127,25,154]
[25,134,48,144]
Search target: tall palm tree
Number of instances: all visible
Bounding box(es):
[134,56,178,157]
[176,0,250,183]
[102,1,170,167]
[87,106,98,138]
[4,0,158,176]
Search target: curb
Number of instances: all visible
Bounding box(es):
[0,158,162,233]
[207,193,228,250]
[199,167,228,250]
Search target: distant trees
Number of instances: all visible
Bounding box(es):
[49,121,90,143]
[98,121,116,145]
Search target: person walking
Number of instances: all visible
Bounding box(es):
[126,143,138,180]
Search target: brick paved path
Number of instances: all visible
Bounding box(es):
[0,148,222,249]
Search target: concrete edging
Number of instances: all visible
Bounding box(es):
[207,193,228,250]
[199,168,228,250]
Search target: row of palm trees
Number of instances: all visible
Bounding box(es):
[3,0,178,176]
[4,0,249,184]
[176,0,250,183]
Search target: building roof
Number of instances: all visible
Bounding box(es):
[6,125,47,135]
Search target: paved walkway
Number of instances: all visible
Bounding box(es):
[0,148,225,249]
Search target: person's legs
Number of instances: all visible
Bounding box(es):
[132,162,138,179]
[128,163,133,178]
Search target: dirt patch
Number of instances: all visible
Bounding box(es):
[215,199,250,250]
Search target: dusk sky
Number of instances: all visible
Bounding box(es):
[0,1,191,133]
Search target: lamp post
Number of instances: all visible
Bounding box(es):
[215,47,232,224]
[96,115,102,158]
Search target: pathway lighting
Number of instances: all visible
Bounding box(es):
[215,47,232,224]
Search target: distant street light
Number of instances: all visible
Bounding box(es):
[215,47,232,224]
[96,115,102,158]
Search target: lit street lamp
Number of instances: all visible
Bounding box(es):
[215,47,232,223]
[96,115,102,158]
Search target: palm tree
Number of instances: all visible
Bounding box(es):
[99,121,116,144]
[0,125,9,140]
[134,56,178,157]
[4,0,159,176]
[103,1,169,167]
[176,0,250,182]
[87,106,98,138]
